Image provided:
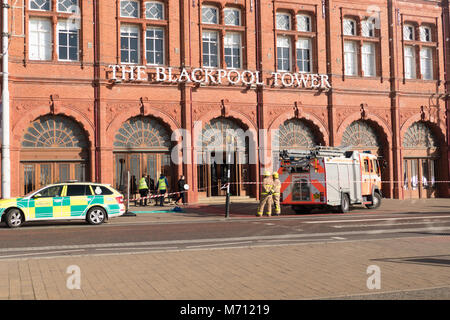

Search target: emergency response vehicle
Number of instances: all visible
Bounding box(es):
[278,147,382,214]
[0,182,125,228]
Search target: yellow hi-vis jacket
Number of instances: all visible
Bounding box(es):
[138,177,148,190]
[157,177,168,190]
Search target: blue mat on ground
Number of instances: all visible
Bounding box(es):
[130,206,184,214]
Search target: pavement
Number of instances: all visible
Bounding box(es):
[0,198,449,300]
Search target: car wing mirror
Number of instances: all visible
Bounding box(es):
[33,193,42,199]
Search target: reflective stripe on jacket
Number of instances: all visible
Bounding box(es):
[261,177,274,195]
[273,179,281,194]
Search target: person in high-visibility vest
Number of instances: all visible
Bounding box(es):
[138,174,149,206]
[272,172,281,216]
[155,173,169,206]
[256,171,274,217]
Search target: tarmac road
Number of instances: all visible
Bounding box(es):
[1,198,449,300]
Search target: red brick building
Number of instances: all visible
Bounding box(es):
[1,0,449,202]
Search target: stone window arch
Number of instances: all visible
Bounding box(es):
[341,120,380,148]
[402,122,437,149]
[113,116,171,150]
[22,115,88,148]
[198,117,249,151]
[276,118,318,150]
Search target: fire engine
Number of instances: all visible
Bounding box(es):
[278,147,383,214]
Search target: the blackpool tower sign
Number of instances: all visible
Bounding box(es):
[107,65,332,90]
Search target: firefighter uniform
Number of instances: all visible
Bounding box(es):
[272,172,281,215]
[257,171,274,217]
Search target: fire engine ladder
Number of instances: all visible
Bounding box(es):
[281,146,349,161]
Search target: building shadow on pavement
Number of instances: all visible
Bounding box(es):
[371,254,450,268]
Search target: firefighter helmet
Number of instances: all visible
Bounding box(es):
[273,172,279,179]
[263,171,271,177]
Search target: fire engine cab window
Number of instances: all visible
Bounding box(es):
[364,159,370,172]
[66,185,89,196]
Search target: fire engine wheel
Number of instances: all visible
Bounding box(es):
[337,194,350,214]
[366,193,382,210]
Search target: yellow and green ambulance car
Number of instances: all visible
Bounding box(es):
[0,182,126,228]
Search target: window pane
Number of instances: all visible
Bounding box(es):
[40,185,63,198]
[120,25,140,63]
[420,47,433,80]
[224,33,241,69]
[75,163,86,182]
[203,31,219,67]
[145,2,164,20]
[66,185,88,196]
[224,8,240,26]
[420,26,431,42]
[344,41,357,76]
[59,164,69,182]
[296,38,311,72]
[146,28,164,65]
[57,0,78,13]
[30,0,51,11]
[403,25,414,40]
[202,7,218,24]
[404,46,416,79]
[276,13,290,30]
[343,19,356,36]
[362,20,375,37]
[277,36,291,71]
[29,18,52,61]
[362,43,376,77]
[121,0,139,18]
[24,165,36,194]
[297,15,311,32]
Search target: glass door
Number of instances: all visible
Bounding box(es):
[21,162,89,195]
[403,158,437,199]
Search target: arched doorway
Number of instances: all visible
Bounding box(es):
[402,121,439,199]
[113,116,174,196]
[20,115,90,194]
[341,120,389,196]
[272,118,323,171]
[196,117,255,198]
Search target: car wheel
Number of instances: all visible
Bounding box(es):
[6,209,24,228]
[337,194,350,214]
[366,193,382,210]
[86,207,106,225]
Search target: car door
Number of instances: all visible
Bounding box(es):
[31,185,64,219]
[61,184,92,217]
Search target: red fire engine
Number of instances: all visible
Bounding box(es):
[278,147,382,214]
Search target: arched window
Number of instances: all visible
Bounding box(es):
[114,116,171,150]
[198,117,248,150]
[22,115,88,148]
[403,122,437,148]
[341,120,380,148]
[276,118,318,150]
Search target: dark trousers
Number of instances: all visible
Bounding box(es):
[158,190,166,206]
[176,192,186,204]
[139,189,148,206]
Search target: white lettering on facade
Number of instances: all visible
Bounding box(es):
[107,65,332,90]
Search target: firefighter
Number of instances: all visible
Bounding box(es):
[257,171,274,217]
[272,172,281,216]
